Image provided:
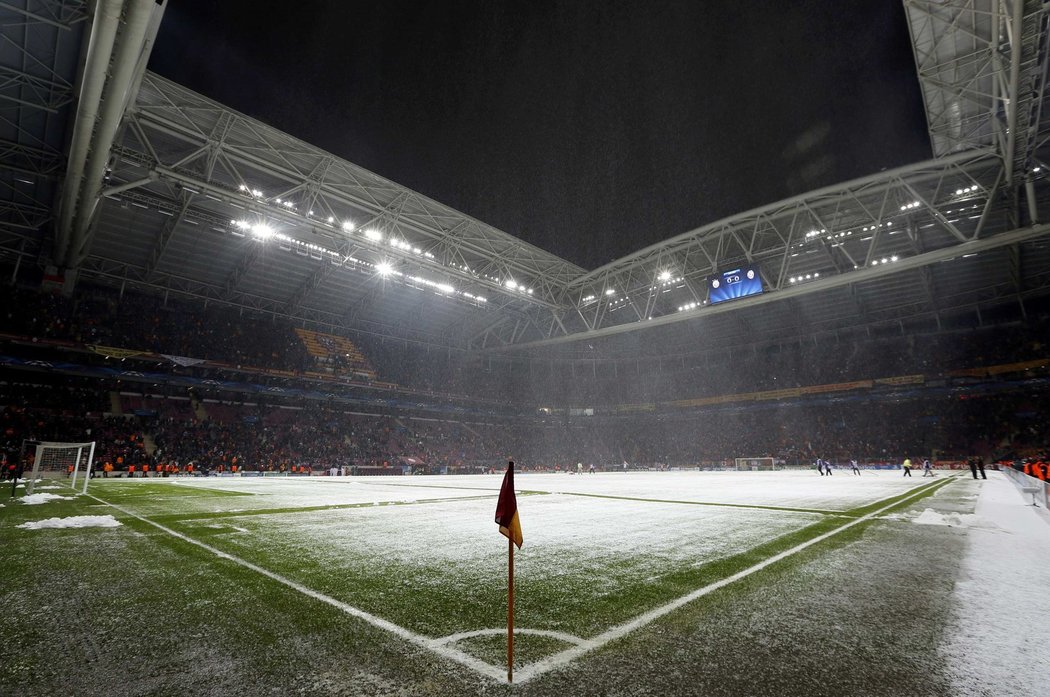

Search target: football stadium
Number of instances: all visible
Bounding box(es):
[2,2,1050,695]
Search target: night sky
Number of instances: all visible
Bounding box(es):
[150,0,931,270]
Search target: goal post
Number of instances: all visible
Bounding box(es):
[22,441,96,496]
[734,457,777,471]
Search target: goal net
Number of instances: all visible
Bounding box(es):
[23,441,96,496]
[734,457,777,471]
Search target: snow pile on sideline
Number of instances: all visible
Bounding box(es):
[19,493,73,505]
[911,508,984,528]
[17,515,121,530]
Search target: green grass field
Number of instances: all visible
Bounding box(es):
[0,472,971,696]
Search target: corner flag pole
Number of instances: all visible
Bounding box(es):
[495,459,522,684]
[508,536,515,683]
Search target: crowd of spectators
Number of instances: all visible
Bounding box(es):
[2,282,1049,476]
[3,283,1048,410]
[3,378,1047,475]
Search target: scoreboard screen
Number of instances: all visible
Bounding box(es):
[709,265,763,304]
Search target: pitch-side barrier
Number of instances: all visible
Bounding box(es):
[1001,466,1049,508]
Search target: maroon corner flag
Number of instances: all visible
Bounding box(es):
[495,460,523,549]
[495,460,522,682]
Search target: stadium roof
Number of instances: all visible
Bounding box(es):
[2,1,1050,357]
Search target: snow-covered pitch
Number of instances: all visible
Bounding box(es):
[3,470,1047,695]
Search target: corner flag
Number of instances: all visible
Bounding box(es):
[495,460,523,549]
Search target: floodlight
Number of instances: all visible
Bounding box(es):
[365,228,382,241]
[376,262,393,276]
[605,288,615,296]
[251,223,274,239]
[506,279,518,290]
[658,270,672,281]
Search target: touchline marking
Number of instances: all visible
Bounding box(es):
[512,477,953,684]
[87,477,951,686]
[86,494,508,683]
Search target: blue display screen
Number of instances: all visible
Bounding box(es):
[709,265,763,304]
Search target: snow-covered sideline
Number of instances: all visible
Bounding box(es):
[18,492,73,505]
[16,515,122,530]
[942,473,1050,695]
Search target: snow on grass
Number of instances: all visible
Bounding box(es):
[170,491,824,638]
[97,471,925,515]
[96,477,492,516]
[92,473,941,643]
[231,494,819,570]
[19,493,73,505]
[513,470,922,511]
[16,515,122,530]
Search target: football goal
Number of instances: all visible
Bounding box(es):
[734,457,777,471]
[22,441,96,496]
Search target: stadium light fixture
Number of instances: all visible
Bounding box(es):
[506,279,518,290]
[365,228,382,242]
[658,270,672,282]
[251,223,275,239]
[376,262,393,276]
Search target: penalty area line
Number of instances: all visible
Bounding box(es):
[85,493,507,683]
[513,477,953,685]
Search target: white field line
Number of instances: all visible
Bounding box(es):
[85,494,508,682]
[436,627,586,647]
[88,477,951,686]
[512,476,955,684]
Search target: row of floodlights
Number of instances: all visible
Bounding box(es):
[229,220,487,303]
[677,301,707,312]
[789,273,820,283]
[870,255,899,266]
[900,201,921,211]
[235,184,525,296]
[801,224,890,248]
[954,185,980,196]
